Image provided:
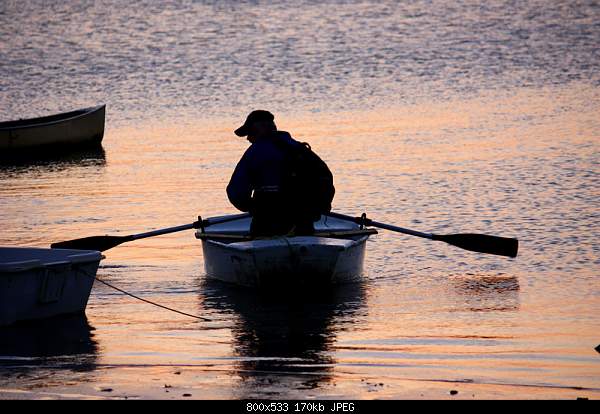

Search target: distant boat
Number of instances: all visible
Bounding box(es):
[0,104,105,152]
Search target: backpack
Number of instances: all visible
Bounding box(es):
[273,137,335,222]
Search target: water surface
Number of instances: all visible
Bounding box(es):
[1,0,599,399]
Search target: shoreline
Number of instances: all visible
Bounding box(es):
[2,365,598,400]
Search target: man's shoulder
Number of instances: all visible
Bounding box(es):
[276,130,293,140]
[273,131,304,149]
[243,131,300,158]
[242,134,283,159]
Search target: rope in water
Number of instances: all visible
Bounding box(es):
[76,267,211,321]
[93,277,212,322]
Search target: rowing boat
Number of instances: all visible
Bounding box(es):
[195,214,377,288]
[0,247,103,326]
[0,104,105,153]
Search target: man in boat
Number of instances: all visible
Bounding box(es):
[227,110,334,237]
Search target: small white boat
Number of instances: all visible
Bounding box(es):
[195,214,376,288]
[0,247,104,326]
[0,105,105,152]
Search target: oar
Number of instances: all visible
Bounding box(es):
[51,213,251,252]
[327,212,518,258]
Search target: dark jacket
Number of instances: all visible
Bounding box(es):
[226,131,301,213]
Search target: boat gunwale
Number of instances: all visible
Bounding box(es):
[200,233,372,252]
[0,104,106,131]
[0,248,104,273]
[195,228,377,242]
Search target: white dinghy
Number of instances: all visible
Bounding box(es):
[0,247,103,326]
[195,214,376,288]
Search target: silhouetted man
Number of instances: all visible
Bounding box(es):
[227,110,333,237]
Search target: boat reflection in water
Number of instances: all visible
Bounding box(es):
[200,280,367,398]
[0,314,99,388]
[0,146,106,169]
[448,274,520,313]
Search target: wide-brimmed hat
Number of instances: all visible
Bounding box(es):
[234,110,274,137]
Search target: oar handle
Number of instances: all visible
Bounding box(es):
[326,212,433,239]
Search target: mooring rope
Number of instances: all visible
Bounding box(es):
[76,267,211,321]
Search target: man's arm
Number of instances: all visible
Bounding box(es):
[226,151,253,212]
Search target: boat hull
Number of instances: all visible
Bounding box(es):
[197,215,372,288]
[0,105,105,152]
[201,236,368,288]
[0,247,103,326]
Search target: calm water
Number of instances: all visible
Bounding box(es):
[1,0,599,399]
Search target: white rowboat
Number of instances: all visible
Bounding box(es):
[195,214,376,288]
[0,247,103,326]
[0,105,105,152]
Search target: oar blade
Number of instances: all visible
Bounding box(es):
[51,235,130,252]
[433,233,519,258]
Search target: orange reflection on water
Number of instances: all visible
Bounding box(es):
[1,84,600,399]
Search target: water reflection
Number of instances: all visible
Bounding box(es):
[200,280,367,397]
[449,274,520,312]
[0,146,106,171]
[0,314,98,381]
